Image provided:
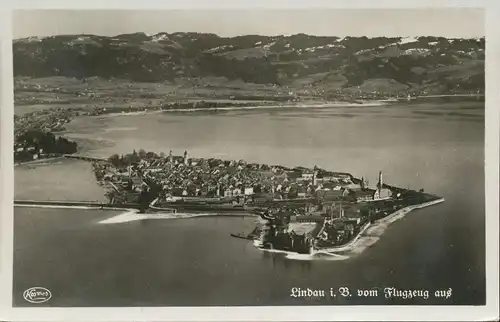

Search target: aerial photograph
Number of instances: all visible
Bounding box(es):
[12,9,485,307]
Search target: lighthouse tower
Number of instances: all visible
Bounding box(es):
[377,171,383,192]
[183,150,189,165]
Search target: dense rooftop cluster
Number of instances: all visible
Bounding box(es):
[92,150,396,209]
[14,108,73,139]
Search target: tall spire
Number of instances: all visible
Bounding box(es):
[377,171,383,190]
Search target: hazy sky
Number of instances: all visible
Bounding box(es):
[13,8,484,39]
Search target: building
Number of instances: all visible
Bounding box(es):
[297,186,307,198]
[170,187,183,197]
[375,171,392,200]
[273,192,284,200]
[319,172,351,181]
[131,177,144,191]
[292,215,325,223]
[374,188,392,200]
[322,182,340,190]
[355,189,377,202]
[345,224,355,236]
[305,203,319,213]
[343,217,362,225]
[352,171,393,201]
[316,188,349,201]
[360,177,367,189]
[302,173,314,180]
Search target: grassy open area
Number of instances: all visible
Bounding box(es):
[14,76,304,114]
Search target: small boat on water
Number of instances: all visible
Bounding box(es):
[231,226,262,240]
[230,233,253,240]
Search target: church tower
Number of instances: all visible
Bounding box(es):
[183,150,189,165]
[168,150,173,163]
[313,165,318,186]
[360,177,366,189]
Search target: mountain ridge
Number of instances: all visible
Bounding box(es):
[13,33,485,97]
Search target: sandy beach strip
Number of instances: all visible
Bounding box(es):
[253,198,445,261]
[315,198,445,256]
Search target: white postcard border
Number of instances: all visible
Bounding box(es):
[1,1,499,321]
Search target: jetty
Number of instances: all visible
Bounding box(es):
[14,199,138,210]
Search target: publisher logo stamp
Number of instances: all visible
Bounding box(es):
[23,287,52,304]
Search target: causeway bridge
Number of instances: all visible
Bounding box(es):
[63,154,106,162]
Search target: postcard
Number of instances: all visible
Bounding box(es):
[0,2,498,321]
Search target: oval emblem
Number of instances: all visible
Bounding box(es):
[23,287,52,304]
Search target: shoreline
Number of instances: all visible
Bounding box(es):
[14,203,258,222]
[257,197,445,260]
[16,92,484,116]
[315,197,445,254]
[16,92,482,128]
[99,100,390,116]
[14,156,65,167]
[98,211,257,224]
[14,197,446,259]
[159,100,390,112]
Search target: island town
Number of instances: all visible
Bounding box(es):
[13,103,444,255]
[84,149,443,254]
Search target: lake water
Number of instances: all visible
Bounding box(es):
[14,101,485,306]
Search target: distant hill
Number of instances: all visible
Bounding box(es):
[13,33,485,96]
